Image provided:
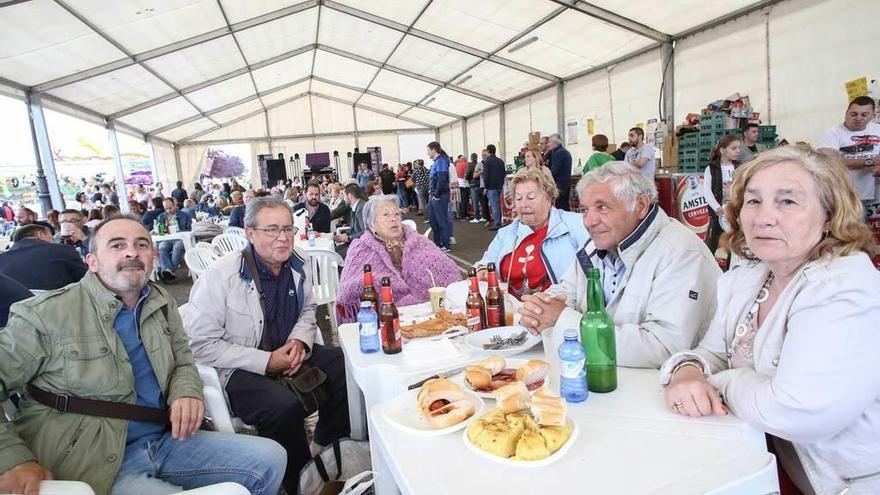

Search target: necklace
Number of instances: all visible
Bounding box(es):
[728,272,774,367]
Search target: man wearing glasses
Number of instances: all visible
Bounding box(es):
[55,208,91,259]
[185,196,350,493]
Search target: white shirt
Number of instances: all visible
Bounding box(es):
[702,163,735,213]
[819,122,880,200]
[624,143,656,179]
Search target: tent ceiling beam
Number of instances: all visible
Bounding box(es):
[321,0,559,82]
[414,5,566,109]
[310,92,435,129]
[109,44,316,119]
[145,75,312,137]
[548,0,668,42]
[182,127,431,147]
[672,0,783,40]
[179,91,311,143]
[32,0,320,92]
[215,0,268,116]
[310,76,463,120]
[316,45,501,105]
[353,0,434,106]
[52,0,220,129]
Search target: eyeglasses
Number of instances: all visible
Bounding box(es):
[252,225,298,238]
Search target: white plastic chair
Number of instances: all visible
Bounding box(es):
[307,248,344,333]
[401,219,416,231]
[185,246,217,282]
[225,226,246,238]
[423,227,432,239]
[211,233,248,256]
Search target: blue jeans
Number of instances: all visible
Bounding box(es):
[487,189,502,228]
[470,186,483,220]
[428,193,451,248]
[158,240,184,272]
[396,182,409,208]
[110,431,286,495]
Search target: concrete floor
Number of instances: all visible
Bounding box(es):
[160,211,497,338]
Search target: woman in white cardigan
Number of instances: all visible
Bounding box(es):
[661,146,880,495]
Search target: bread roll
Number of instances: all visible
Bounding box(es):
[530,388,567,427]
[515,359,549,386]
[494,381,530,414]
[417,378,474,429]
[478,355,506,375]
[464,366,492,390]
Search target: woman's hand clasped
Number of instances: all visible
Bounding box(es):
[665,367,728,417]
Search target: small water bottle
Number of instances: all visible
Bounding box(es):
[559,329,588,403]
[358,301,380,354]
[307,224,316,247]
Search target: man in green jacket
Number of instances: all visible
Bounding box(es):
[0,215,286,495]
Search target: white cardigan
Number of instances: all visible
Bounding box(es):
[660,253,880,495]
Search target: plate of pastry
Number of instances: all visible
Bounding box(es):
[452,356,549,399]
[382,378,485,436]
[464,387,577,466]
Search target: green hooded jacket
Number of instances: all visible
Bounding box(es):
[0,272,203,495]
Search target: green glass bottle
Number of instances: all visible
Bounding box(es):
[579,267,617,392]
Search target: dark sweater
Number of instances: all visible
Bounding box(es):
[0,238,87,290]
[294,202,332,233]
[482,155,506,190]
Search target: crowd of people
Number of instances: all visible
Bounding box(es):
[0,96,878,495]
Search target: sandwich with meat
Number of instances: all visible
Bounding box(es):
[464,357,549,392]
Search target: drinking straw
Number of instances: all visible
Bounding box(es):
[427,268,436,288]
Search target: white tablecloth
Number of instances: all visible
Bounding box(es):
[338,322,778,495]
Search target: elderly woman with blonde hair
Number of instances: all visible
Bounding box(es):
[662,146,880,494]
[336,195,460,320]
[474,168,588,300]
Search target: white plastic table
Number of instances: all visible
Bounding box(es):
[151,231,195,250]
[297,235,334,252]
[338,321,779,495]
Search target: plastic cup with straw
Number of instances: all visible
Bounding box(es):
[427,269,445,313]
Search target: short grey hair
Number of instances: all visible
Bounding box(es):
[244,196,293,228]
[549,133,563,145]
[363,195,400,230]
[577,161,657,211]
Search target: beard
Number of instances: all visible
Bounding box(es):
[308,198,319,207]
[101,259,149,294]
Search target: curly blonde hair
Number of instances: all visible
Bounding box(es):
[509,167,558,203]
[724,146,877,261]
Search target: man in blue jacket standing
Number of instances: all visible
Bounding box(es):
[482,144,506,230]
[427,141,452,251]
[547,134,572,211]
[156,197,193,282]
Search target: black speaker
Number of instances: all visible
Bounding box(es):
[266,159,287,185]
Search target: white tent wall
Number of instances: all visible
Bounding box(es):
[398,132,437,165]
[674,10,768,139]
[483,108,501,157]
[361,133,402,168]
[466,114,486,160]
[149,138,178,189]
[438,126,454,156]
[177,144,207,187]
[769,0,880,144]
[503,97,531,164]
[564,69,613,164]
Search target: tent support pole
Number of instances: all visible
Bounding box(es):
[556,82,565,142]
[25,92,64,214]
[173,144,183,186]
[661,41,675,137]
[106,120,130,214]
[499,105,506,163]
[461,118,468,158]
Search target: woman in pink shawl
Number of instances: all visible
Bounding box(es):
[337,195,461,321]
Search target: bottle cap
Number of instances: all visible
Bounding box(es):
[564,329,578,339]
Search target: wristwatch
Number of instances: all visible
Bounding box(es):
[866,158,875,168]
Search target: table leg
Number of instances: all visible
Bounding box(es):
[369,415,403,495]
[345,354,367,440]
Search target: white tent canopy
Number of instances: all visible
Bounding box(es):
[1,0,877,187]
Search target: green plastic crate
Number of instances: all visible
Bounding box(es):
[678,133,698,147]
[759,125,777,140]
[724,128,743,137]
[699,114,726,133]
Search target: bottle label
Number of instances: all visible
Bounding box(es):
[466,309,482,332]
[486,304,503,327]
[392,317,400,342]
[561,358,585,379]
[359,321,377,337]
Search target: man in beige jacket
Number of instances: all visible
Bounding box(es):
[518,162,721,371]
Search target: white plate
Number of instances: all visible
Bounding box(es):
[381,388,485,436]
[463,416,579,467]
[398,302,435,326]
[465,326,542,358]
[450,358,546,399]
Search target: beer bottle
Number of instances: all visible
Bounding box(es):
[579,268,617,392]
[485,262,506,328]
[379,277,402,354]
[360,264,379,313]
[465,268,487,332]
